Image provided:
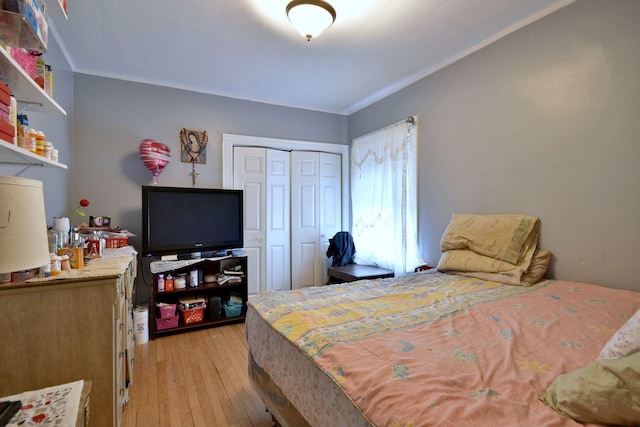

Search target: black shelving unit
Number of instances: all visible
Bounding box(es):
[150,256,247,339]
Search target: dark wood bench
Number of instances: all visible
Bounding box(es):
[327,264,394,284]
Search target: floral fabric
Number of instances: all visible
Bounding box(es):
[598,308,640,360]
[248,272,640,427]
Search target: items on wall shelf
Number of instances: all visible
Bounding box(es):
[0,0,68,175]
[0,47,63,113]
[0,0,48,52]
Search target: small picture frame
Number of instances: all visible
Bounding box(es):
[180,128,208,164]
[89,216,111,228]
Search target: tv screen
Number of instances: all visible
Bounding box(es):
[142,186,244,257]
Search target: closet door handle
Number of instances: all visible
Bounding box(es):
[257,237,263,242]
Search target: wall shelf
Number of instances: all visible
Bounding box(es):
[0,47,65,115]
[0,8,47,52]
[0,138,67,175]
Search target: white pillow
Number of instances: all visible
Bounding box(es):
[598,309,640,360]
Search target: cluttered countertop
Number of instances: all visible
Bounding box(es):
[0,246,137,291]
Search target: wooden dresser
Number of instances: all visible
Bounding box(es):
[0,247,137,427]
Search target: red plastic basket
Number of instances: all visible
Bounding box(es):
[105,236,128,248]
[181,307,204,325]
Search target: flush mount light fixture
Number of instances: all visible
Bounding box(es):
[286,0,336,41]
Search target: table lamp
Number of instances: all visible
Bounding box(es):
[0,176,51,282]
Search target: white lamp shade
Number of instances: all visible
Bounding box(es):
[0,176,50,274]
[287,1,336,40]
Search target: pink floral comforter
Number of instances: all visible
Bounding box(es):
[248,272,640,426]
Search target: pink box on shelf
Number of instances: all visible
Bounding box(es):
[156,303,176,319]
[9,48,40,79]
[156,314,178,331]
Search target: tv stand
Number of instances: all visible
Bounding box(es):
[149,255,247,339]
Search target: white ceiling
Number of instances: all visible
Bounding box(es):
[53,0,574,115]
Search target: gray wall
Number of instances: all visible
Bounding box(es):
[72,74,347,249]
[349,0,640,291]
[72,75,346,304]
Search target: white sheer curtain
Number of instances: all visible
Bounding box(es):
[351,118,422,276]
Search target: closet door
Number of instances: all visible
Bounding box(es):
[319,153,342,283]
[234,146,341,292]
[234,147,291,294]
[265,149,291,292]
[233,147,265,295]
[290,151,321,289]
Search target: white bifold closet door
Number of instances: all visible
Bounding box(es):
[234,147,291,295]
[290,151,341,289]
[233,147,341,293]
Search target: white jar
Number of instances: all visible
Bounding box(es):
[174,273,187,289]
[50,254,61,276]
[44,142,53,159]
[59,254,71,271]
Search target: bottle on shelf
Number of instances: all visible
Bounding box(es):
[189,268,198,288]
[59,255,71,271]
[165,274,174,291]
[50,254,61,276]
[44,141,52,159]
[28,128,37,153]
[47,227,58,253]
[9,96,16,144]
[157,274,165,292]
[35,130,45,155]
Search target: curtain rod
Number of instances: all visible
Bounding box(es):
[390,115,416,127]
[353,115,416,142]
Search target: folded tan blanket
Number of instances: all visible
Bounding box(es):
[440,213,540,265]
[437,214,548,286]
[439,249,551,286]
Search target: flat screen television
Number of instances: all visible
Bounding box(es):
[141,186,244,257]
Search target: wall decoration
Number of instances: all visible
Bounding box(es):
[180,128,208,164]
[139,139,171,185]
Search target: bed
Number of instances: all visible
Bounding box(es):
[246,215,640,426]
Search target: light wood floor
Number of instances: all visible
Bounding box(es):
[121,323,273,427]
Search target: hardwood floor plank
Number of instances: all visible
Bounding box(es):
[218,326,266,423]
[156,358,172,426]
[206,329,244,426]
[198,331,239,426]
[146,338,160,427]
[122,323,271,427]
[166,335,196,427]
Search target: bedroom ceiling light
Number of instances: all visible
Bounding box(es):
[286,0,337,41]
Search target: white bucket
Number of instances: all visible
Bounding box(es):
[133,306,149,345]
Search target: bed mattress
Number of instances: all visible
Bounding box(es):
[246,272,640,426]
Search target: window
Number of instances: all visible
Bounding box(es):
[351,117,422,275]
